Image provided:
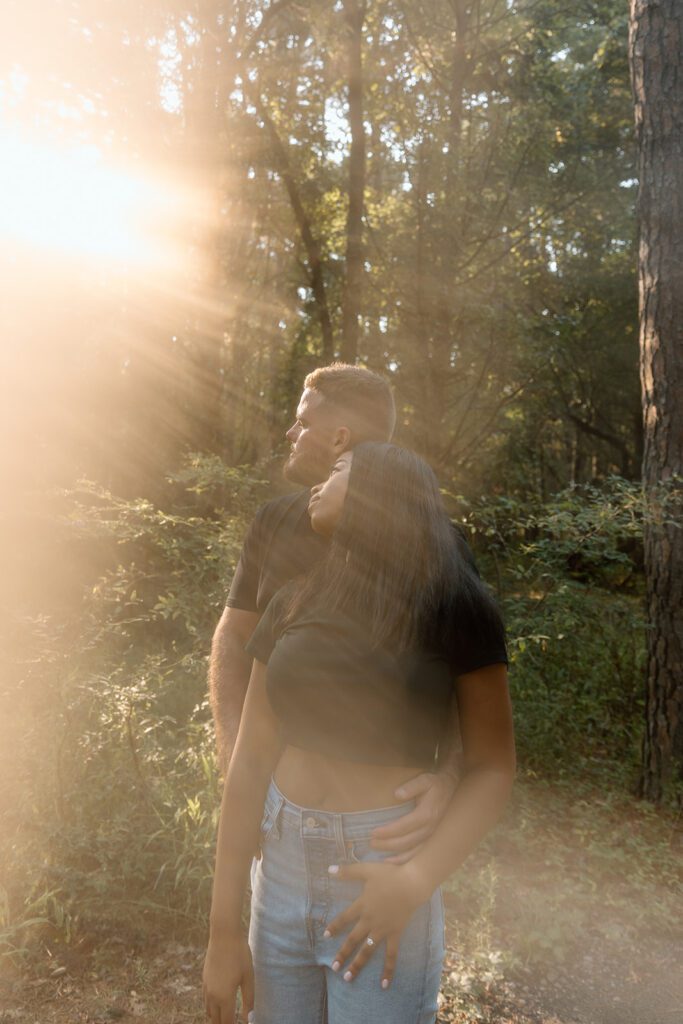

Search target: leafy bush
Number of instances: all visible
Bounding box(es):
[0,455,268,953]
[453,477,679,787]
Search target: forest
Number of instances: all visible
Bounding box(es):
[1,1,681,1022]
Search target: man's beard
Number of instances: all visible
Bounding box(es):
[283,450,325,486]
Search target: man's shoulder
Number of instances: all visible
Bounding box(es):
[253,489,310,532]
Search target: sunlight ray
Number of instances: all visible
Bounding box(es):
[0,127,195,274]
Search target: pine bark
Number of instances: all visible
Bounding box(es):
[629,0,683,801]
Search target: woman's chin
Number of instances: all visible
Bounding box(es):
[309,512,332,538]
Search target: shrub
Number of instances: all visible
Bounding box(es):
[0,455,268,952]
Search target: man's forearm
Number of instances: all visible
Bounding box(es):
[407,764,514,901]
[208,610,258,772]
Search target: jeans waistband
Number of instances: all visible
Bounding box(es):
[263,775,415,841]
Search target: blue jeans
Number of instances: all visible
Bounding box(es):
[248,778,445,1024]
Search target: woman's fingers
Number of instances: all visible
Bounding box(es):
[207,997,232,1024]
[340,930,382,981]
[330,922,373,978]
[202,986,222,1024]
[381,933,400,989]
[336,928,401,985]
[328,862,371,882]
[324,896,363,938]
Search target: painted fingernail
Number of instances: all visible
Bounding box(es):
[248,1014,255,1023]
[381,978,390,990]
[328,864,339,874]
[332,960,341,972]
[343,971,353,982]
[323,929,331,938]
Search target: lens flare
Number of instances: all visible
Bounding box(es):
[0,127,192,274]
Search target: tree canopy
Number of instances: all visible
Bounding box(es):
[3,0,639,500]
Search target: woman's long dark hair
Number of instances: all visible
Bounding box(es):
[285,442,502,651]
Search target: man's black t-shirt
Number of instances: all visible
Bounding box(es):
[226,491,328,613]
[226,489,481,615]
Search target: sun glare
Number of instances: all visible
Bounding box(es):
[0,126,192,274]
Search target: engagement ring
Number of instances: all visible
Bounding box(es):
[366,936,375,947]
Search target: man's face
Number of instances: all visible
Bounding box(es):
[284,389,342,486]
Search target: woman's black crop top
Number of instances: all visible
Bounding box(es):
[246,584,508,767]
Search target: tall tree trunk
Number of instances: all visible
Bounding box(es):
[629,0,683,802]
[340,0,366,364]
[254,94,335,362]
[180,1,229,452]
[427,0,475,467]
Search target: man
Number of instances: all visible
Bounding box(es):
[209,362,459,860]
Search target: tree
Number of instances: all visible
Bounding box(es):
[629,0,683,801]
[3,0,644,498]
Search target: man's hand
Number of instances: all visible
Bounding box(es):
[370,770,457,864]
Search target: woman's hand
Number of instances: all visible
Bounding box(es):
[370,769,457,864]
[323,861,428,988]
[202,932,254,1024]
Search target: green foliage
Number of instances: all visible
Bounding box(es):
[5,0,640,494]
[455,477,680,786]
[0,455,267,953]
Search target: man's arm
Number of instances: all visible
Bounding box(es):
[208,606,259,773]
[370,695,461,862]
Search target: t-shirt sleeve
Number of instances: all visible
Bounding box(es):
[225,508,265,612]
[245,586,292,664]
[441,583,508,678]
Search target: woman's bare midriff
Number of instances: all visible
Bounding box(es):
[273,745,428,812]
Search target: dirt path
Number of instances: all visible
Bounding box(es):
[2,933,680,1024]
[3,784,681,1024]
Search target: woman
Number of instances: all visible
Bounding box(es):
[203,443,515,1024]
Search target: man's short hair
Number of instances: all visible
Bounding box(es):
[304,363,396,443]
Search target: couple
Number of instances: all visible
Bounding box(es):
[203,364,515,1024]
